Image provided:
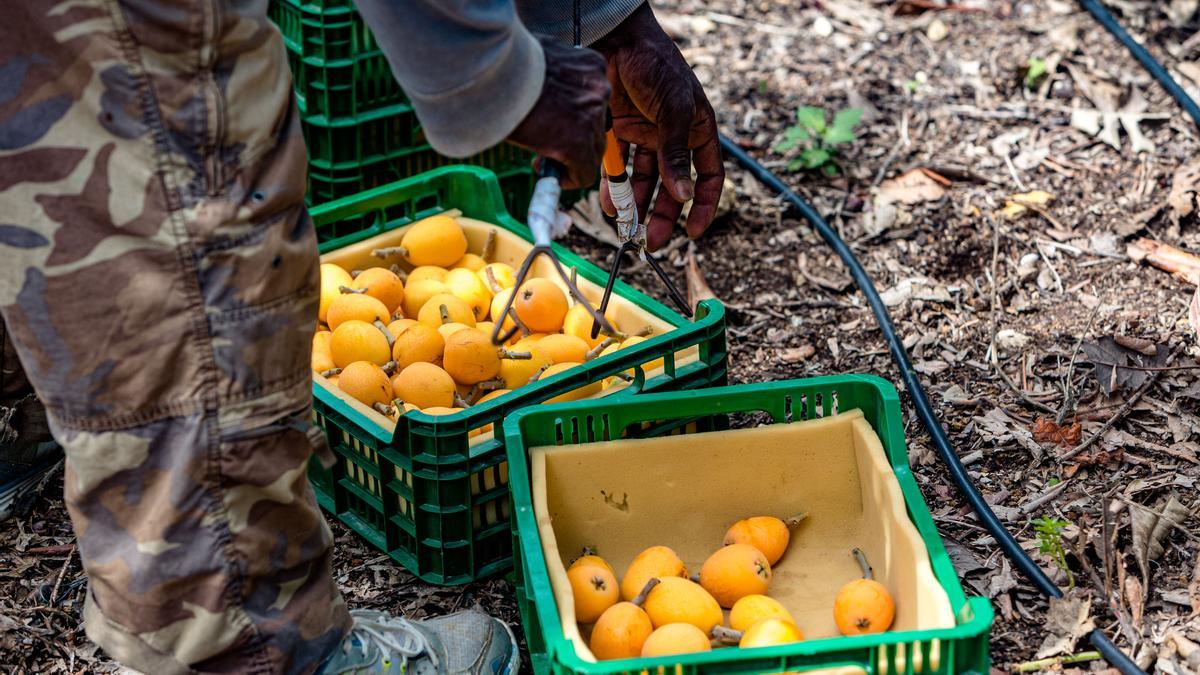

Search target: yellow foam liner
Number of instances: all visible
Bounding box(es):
[531,410,955,663]
[313,214,700,435]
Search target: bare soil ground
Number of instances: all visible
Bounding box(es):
[3,1,1200,673]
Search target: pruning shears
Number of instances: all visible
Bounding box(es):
[489,159,616,345]
[590,128,693,339]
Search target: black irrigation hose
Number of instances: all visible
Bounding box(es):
[718,137,1145,673]
[1077,0,1200,125]
[719,2,1200,671]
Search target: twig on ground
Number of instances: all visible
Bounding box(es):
[49,545,75,606]
[1019,479,1073,515]
[1056,306,1098,424]
[871,111,910,187]
[1011,651,1102,672]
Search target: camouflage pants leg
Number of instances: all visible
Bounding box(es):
[0,2,351,673]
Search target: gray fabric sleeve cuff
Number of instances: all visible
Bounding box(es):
[518,0,645,45]
[411,24,545,158]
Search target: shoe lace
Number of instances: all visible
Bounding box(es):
[344,609,437,671]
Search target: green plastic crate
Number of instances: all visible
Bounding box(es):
[504,376,993,675]
[306,166,728,585]
[270,0,407,118]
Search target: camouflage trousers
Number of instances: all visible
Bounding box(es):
[0,1,352,672]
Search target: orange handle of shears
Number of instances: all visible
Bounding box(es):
[602,129,625,177]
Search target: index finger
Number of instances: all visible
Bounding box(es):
[683,126,724,239]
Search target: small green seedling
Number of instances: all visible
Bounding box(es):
[1032,515,1074,590]
[1025,57,1048,88]
[775,106,863,176]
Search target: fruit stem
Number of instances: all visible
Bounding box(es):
[475,378,505,392]
[371,246,407,259]
[569,266,578,296]
[381,360,399,376]
[484,266,502,294]
[785,512,809,528]
[585,337,617,361]
[372,402,395,416]
[319,367,342,378]
[498,349,532,360]
[852,547,874,580]
[631,578,660,607]
[635,325,654,337]
[390,264,406,280]
[710,625,742,644]
[338,285,366,294]
[612,372,634,382]
[350,269,362,278]
[453,391,472,408]
[482,229,497,261]
[527,363,552,383]
[438,304,450,324]
[689,572,701,583]
[374,319,396,347]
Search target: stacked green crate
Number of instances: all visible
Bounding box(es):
[268,0,540,224]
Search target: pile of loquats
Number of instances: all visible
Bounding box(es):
[312,214,662,427]
[566,516,896,660]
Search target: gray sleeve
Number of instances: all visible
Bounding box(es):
[515,0,644,45]
[352,0,546,158]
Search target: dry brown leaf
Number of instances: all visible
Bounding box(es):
[1168,158,1200,224]
[1125,574,1144,631]
[878,168,949,205]
[685,244,717,309]
[1130,494,1190,589]
[1036,596,1095,659]
[1165,629,1200,671]
[1031,417,1082,447]
[1113,335,1158,356]
[1127,238,1200,285]
[777,344,816,364]
[1001,190,1055,218]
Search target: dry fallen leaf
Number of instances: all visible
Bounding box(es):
[1165,629,1200,671]
[1001,190,1055,218]
[1081,337,1169,396]
[1168,158,1200,224]
[1031,417,1082,448]
[568,192,620,248]
[1036,596,1095,659]
[1130,494,1190,589]
[1125,574,1144,631]
[878,168,949,205]
[685,244,717,309]
[1068,72,1169,154]
[777,344,816,364]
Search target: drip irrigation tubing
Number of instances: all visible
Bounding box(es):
[717,6,1200,672]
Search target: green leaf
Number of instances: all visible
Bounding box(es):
[796,106,826,133]
[786,158,806,172]
[821,163,841,177]
[784,126,810,141]
[832,107,863,134]
[1025,56,1048,88]
[823,126,857,146]
[775,139,797,152]
[800,147,831,168]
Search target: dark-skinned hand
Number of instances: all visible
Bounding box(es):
[508,39,610,189]
[593,2,724,251]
